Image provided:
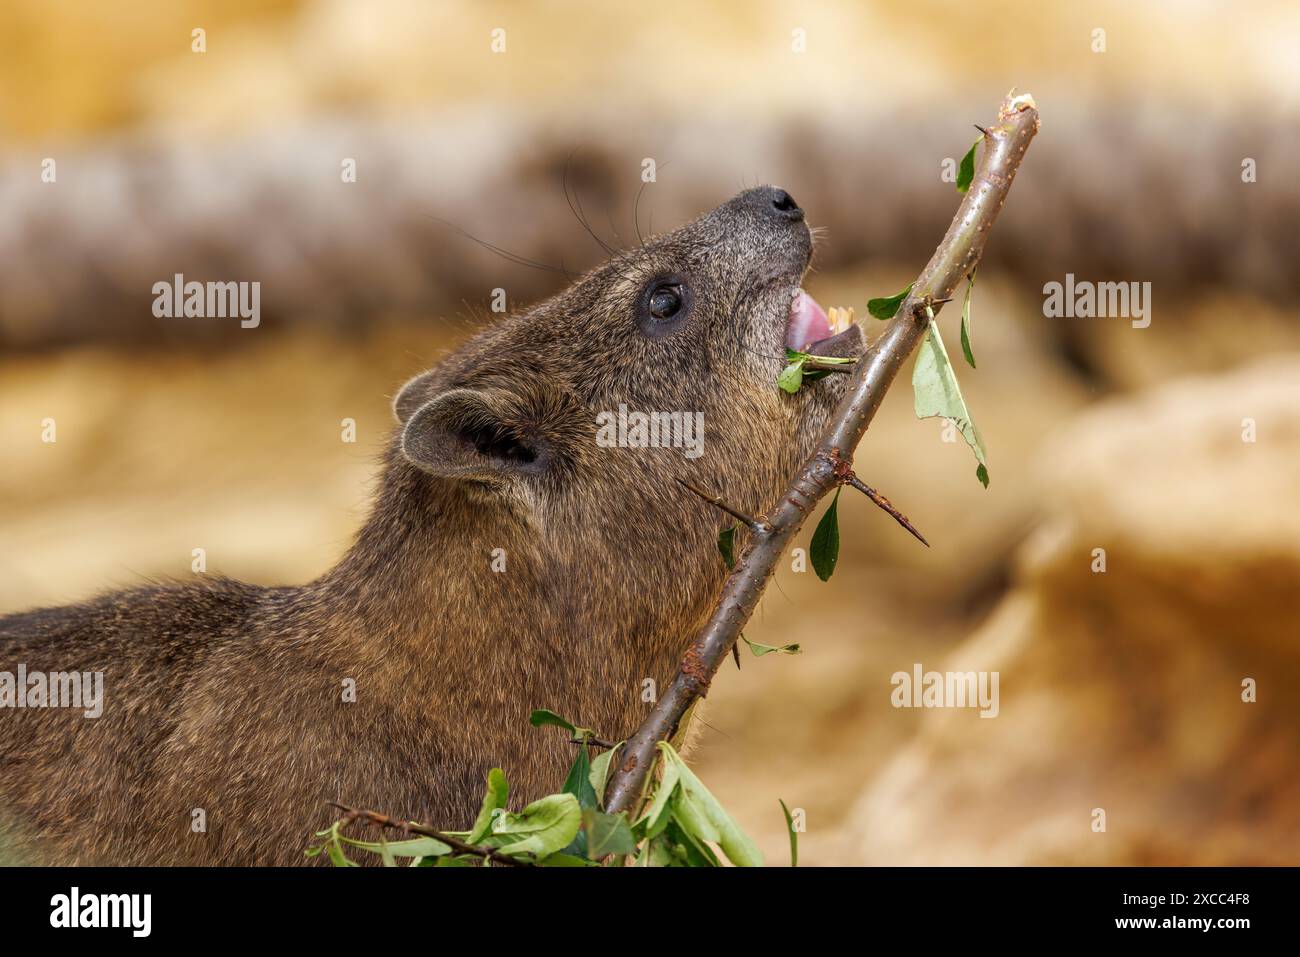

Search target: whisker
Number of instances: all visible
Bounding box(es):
[633,179,649,246]
[420,213,572,277]
[563,149,619,256]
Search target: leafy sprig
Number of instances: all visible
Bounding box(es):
[310,709,766,867]
[778,348,856,394]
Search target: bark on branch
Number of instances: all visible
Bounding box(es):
[604,90,1040,815]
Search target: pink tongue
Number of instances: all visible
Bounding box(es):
[786,290,834,351]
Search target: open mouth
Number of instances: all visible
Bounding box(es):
[786,288,865,358]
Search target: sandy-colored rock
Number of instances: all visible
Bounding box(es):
[846,356,1300,864]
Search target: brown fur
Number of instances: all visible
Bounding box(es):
[0,188,859,864]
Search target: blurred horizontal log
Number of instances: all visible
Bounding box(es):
[1,100,1295,353]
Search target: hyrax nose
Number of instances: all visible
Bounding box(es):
[745,186,805,224]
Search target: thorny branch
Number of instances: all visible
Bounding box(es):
[604,90,1040,815]
[844,474,929,547]
[675,476,765,531]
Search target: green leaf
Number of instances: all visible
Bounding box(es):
[956,137,980,193]
[779,799,799,867]
[490,793,582,860]
[913,315,989,487]
[658,743,762,867]
[741,636,802,657]
[778,348,850,393]
[664,815,721,867]
[717,523,739,569]
[313,821,360,867]
[636,834,680,867]
[377,833,397,868]
[528,709,576,734]
[636,745,681,840]
[339,834,452,859]
[809,488,842,581]
[777,357,806,394]
[588,743,622,805]
[539,852,599,867]
[326,840,358,868]
[563,747,599,811]
[976,463,989,488]
[867,282,914,320]
[584,809,638,859]
[466,768,509,844]
[426,854,476,867]
[529,707,597,755]
[560,741,599,857]
[959,271,977,369]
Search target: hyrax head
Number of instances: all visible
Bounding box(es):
[390,188,863,630]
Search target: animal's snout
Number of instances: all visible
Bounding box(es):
[744,186,804,224]
[697,186,814,283]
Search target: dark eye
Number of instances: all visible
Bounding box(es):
[638,277,692,337]
[649,285,682,319]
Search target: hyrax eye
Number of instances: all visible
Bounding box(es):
[649,285,682,319]
[638,277,692,336]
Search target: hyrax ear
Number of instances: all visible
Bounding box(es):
[392,370,439,424]
[401,387,553,482]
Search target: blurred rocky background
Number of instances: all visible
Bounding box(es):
[1,0,1297,864]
